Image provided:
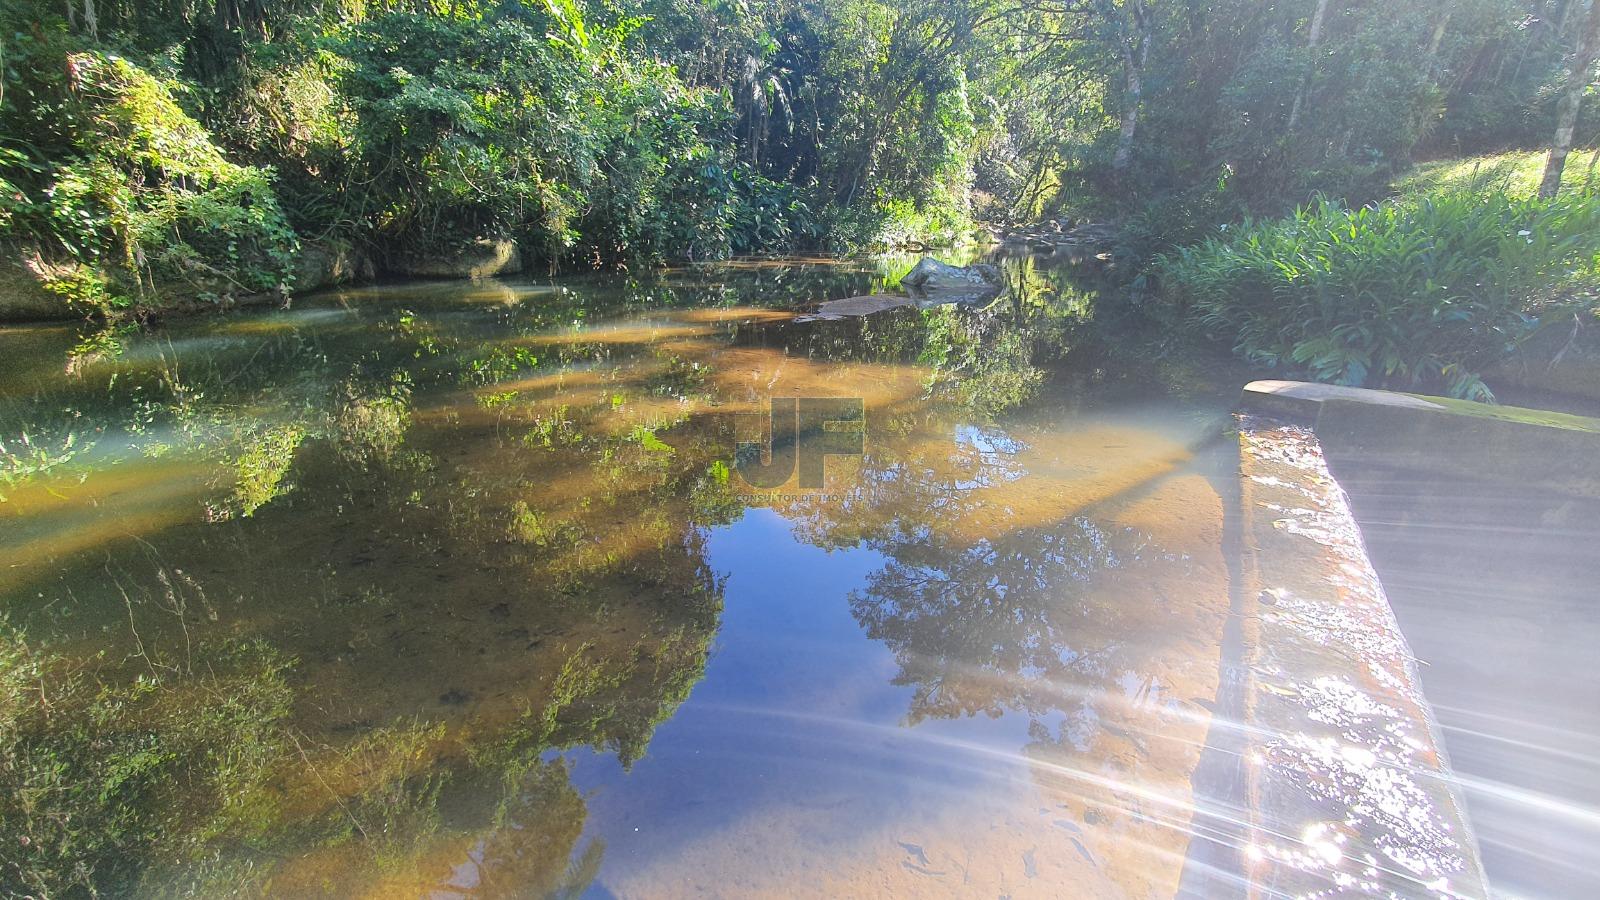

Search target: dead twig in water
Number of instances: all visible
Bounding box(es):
[108,558,162,679]
[289,730,371,843]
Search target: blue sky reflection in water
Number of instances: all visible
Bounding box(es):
[559,508,1084,896]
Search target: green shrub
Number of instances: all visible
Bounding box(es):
[1115,166,1242,262]
[823,196,974,252]
[1157,190,1600,400]
[729,172,820,253]
[322,9,811,269]
[1,38,296,311]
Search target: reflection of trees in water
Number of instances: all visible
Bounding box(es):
[832,466,1217,894]
[442,757,605,899]
[848,517,1128,724]
[204,339,733,890]
[765,389,1178,735]
[2,416,726,897]
[0,303,748,896]
[622,258,896,310]
[2,257,1119,895]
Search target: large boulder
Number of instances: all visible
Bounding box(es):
[390,238,522,279]
[0,251,81,321]
[291,240,369,294]
[900,258,1002,301]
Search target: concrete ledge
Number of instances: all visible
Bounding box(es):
[1243,380,1600,499]
[1236,416,1487,898]
[1240,379,1445,421]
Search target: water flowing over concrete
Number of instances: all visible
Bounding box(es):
[1228,414,1487,898]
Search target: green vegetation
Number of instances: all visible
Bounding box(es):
[0,0,995,313]
[0,615,714,896]
[0,631,296,897]
[0,278,776,895]
[1399,149,1600,199]
[4,0,1600,884]
[5,0,1596,328]
[2,47,296,313]
[1160,187,1600,399]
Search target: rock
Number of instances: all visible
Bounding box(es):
[1063,222,1117,244]
[390,237,522,279]
[0,252,79,321]
[797,293,915,322]
[900,258,1002,300]
[291,240,367,293]
[1485,313,1600,405]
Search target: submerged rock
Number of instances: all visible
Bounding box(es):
[799,258,1004,321]
[796,293,915,321]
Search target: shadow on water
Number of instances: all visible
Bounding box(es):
[0,253,1270,896]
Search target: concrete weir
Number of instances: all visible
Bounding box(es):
[1213,382,1495,898]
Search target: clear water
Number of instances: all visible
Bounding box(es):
[1,257,1594,897]
[0,257,1254,896]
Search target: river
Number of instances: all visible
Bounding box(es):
[0,256,1594,897]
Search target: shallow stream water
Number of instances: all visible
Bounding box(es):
[0,257,1594,897]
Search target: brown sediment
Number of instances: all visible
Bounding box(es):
[519,322,719,347]
[0,457,220,593]
[673,307,797,324]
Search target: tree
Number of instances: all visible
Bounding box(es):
[1540,0,1600,198]
[1107,0,1153,174]
[1285,0,1333,136]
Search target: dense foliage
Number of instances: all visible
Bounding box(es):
[5,1,1594,306]
[1,43,296,311]
[1159,185,1600,398]
[2,0,1600,399]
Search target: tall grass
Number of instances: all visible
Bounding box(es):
[1399,149,1600,199]
[1156,190,1600,400]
